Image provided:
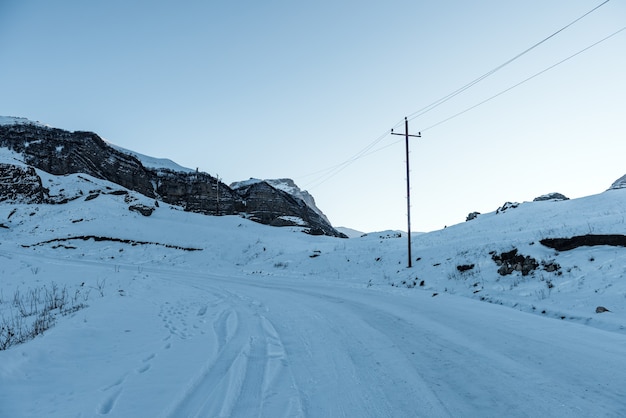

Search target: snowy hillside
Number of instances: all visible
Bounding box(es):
[0,116,48,128]
[1,165,626,416]
[108,143,196,174]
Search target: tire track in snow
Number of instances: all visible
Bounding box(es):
[165,289,304,418]
[165,294,251,418]
[257,316,304,417]
[94,288,228,417]
[212,308,238,352]
[255,289,448,417]
[237,281,626,417]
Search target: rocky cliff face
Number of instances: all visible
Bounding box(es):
[533,192,569,202]
[231,179,344,237]
[0,123,156,198]
[153,168,242,216]
[0,163,46,204]
[0,118,344,237]
[264,178,332,225]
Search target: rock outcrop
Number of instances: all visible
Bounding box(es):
[0,123,156,198]
[153,168,241,216]
[0,119,345,237]
[466,211,480,221]
[0,163,46,204]
[609,174,626,190]
[533,192,569,202]
[540,234,626,251]
[264,178,331,225]
[496,202,519,214]
[231,179,346,237]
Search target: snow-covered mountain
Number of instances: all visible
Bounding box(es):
[0,117,345,237]
[108,143,196,174]
[1,116,626,416]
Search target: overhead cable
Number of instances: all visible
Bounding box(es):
[398,0,612,129]
[421,25,626,132]
[302,1,614,188]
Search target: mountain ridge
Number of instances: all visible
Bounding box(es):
[0,117,346,237]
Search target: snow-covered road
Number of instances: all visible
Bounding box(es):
[168,274,626,418]
[2,261,626,417]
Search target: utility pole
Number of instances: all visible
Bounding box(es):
[215,174,220,216]
[391,117,421,268]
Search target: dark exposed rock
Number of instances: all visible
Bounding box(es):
[22,235,202,251]
[264,178,331,224]
[0,123,233,212]
[232,180,346,238]
[492,249,538,276]
[541,260,561,273]
[466,212,480,221]
[128,204,155,217]
[107,190,128,196]
[0,125,156,198]
[84,193,99,201]
[154,169,241,216]
[533,192,569,202]
[456,264,475,272]
[0,121,344,237]
[0,163,47,204]
[540,234,626,251]
[496,202,519,214]
[491,249,561,276]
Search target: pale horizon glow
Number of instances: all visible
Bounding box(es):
[1,1,624,232]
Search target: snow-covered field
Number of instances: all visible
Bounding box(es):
[1,168,626,417]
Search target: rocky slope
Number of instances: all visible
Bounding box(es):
[230,179,340,236]
[0,117,345,237]
[609,174,626,190]
[0,163,46,204]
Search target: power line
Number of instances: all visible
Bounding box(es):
[401,0,612,128]
[301,129,390,189]
[300,1,615,189]
[421,25,626,133]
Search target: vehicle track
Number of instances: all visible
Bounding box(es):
[164,285,304,418]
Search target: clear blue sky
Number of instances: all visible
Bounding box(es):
[1,1,624,232]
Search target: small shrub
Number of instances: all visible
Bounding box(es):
[1,282,89,351]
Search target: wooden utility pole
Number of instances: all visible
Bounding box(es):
[391,117,421,268]
[215,174,221,216]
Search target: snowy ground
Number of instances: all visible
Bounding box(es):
[1,169,626,417]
